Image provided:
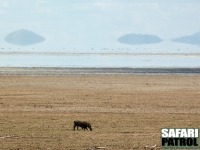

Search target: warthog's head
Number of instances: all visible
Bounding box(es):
[85,122,92,131]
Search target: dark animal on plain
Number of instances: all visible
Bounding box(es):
[73,120,92,131]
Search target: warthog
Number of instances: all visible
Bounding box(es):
[74,121,92,131]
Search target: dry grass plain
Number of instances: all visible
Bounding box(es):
[0,75,200,149]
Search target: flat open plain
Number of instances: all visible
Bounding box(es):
[0,70,200,149]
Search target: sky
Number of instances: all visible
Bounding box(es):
[0,0,200,52]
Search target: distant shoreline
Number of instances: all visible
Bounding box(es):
[1,67,200,76]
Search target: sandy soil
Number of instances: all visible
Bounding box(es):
[0,75,200,149]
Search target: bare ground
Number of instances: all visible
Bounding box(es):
[0,75,200,149]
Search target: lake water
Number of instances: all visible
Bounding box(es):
[0,53,200,68]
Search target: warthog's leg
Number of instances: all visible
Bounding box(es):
[74,123,79,131]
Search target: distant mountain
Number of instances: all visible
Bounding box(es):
[5,29,45,46]
[118,33,162,45]
[173,32,200,46]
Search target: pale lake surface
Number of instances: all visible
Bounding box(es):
[0,53,200,68]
